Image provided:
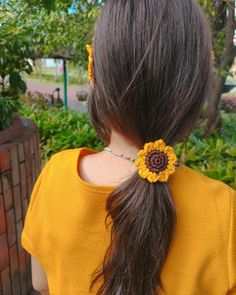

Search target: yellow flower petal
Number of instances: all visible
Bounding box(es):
[168,154,177,162]
[137,150,147,157]
[154,139,165,150]
[164,146,174,154]
[139,169,149,178]
[149,172,162,183]
[143,143,154,152]
[167,165,176,174]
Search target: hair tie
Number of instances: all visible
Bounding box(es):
[135,139,179,183]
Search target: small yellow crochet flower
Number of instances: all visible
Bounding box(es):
[135,139,178,183]
[86,44,93,81]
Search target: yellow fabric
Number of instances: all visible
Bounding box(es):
[21,148,236,295]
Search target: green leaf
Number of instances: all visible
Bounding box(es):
[9,72,27,94]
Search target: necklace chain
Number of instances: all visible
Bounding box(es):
[104,147,136,163]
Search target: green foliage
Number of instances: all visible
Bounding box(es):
[0,95,20,130]
[0,5,33,83]
[2,0,104,67]
[18,102,103,162]
[214,29,226,60]
[176,113,236,189]
[198,0,233,72]
[0,2,33,129]
[19,96,236,189]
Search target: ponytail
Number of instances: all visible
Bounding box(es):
[90,173,176,294]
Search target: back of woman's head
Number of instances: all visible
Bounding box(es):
[88,0,212,294]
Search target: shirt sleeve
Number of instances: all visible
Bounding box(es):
[228,188,236,293]
[21,160,51,258]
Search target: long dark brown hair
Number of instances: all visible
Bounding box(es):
[88,0,212,294]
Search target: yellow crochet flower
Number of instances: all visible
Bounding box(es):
[135,140,178,183]
[86,45,93,81]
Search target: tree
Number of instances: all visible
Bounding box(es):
[26,0,102,65]
[0,3,33,129]
[199,0,236,133]
[0,0,104,66]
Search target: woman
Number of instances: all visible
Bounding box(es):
[22,0,236,294]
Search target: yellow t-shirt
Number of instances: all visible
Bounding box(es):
[21,148,236,295]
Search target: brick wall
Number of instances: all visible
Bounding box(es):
[0,119,41,295]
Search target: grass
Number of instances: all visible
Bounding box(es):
[26,64,88,86]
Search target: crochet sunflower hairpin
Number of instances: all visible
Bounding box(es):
[86,44,93,81]
[135,140,179,183]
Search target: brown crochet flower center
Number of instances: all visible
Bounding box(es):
[145,150,169,173]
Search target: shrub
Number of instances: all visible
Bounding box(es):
[19,101,236,189]
[0,95,20,130]
[18,102,103,161]
[176,112,236,189]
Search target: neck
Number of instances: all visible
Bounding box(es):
[109,130,139,159]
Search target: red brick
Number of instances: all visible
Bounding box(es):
[0,234,9,271]
[2,172,13,211]
[24,139,30,158]
[10,145,20,186]
[22,198,28,222]
[30,137,35,155]
[34,148,40,175]
[24,140,32,176]
[9,244,18,278]
[25,253,32,290]
[0,149,10,173]
[33,134,37,153]
[9,244,21,294]
[11,277,21,295]
[35,133,40,147]
[13,185,22,222]
[0,195,6,234]
[27,175,33,197]
[1,267,12,295]
[6,209,16,247]
[19,251,27,294]
[28,288,41,295]
[31,157,36,184]
[20,163,27,200]
[17,142,25,163]
[16,220,23,254]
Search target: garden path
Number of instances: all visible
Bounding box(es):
[26,79,89,113]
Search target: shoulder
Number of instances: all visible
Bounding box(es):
[171,164,234,200]
[36,148,83,189]
[170,164,235,229]
[49,148,80,165]
[176,166,236,289]
[43,148,83,173]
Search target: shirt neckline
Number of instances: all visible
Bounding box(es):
[75,147,117,194]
